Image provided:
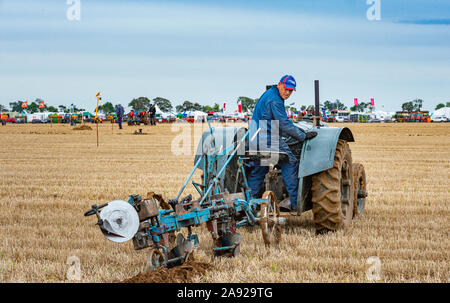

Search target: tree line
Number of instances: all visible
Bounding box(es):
[1,97,449,114]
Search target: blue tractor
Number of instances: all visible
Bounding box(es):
[201,120,367,236]
[198,81,367,235]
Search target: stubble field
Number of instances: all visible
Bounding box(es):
[0,122,448,282]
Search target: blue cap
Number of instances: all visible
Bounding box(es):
[280,75,297,91]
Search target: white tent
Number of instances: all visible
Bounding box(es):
[431,107,450,118]
[370,110,391,120]
[186,110,207,122]
[27,112,50,122]
[154,104,165,115]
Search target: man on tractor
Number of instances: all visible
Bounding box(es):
[248,75,317,215]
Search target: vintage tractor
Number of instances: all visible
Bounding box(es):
[212,81,367,234]
[84,80,367,270]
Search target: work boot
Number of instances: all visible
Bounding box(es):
[305,131,318,140]
[290,208,300,216]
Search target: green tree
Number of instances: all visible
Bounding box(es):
[446,102,450,107]
[153,97,173,112]
[323,100,334,111]
[47,105,58,112]
[202,105,213,112]
[176,101,195,112]
[193,103,203,111]
[28,101,39,113]
[0,104,9,112]
[99,102,115,114]
[401,101,414,112]
[212,103,220,112]
[9,101,23,112]
[237,96,257,112]
[350,102,370,112]
[58,105,68,112]
[324,99,347,111]
[413,99,423,111]
[435,103,445,110]
[129,97,151,111]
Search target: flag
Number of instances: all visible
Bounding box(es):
[354,98,358,107]
[96,92,101,97]
[371,98,375,106]
[21,101,28,108]
[237,100,242,113]
[38,101,45,108]
[223,102,226,112]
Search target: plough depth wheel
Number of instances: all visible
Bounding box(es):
[259,191,282,247]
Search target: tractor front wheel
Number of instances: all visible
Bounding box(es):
[352,163,367,217]
[311,139,354,234]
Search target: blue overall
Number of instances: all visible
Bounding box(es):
[247,86,306,209]
[116,104,124,129]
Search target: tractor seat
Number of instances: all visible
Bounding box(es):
[244,150,289,163]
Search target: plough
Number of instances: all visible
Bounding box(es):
[84,126,285,270]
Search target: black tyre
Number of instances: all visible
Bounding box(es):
[352,163,367,217]
[311,139,354,234]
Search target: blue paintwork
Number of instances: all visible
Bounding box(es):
[298,126,354,178]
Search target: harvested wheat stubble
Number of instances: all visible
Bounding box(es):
[0,123,449,282]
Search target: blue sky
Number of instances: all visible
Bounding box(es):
[0,0,449,112]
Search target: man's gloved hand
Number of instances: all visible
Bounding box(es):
[305,131,318,140]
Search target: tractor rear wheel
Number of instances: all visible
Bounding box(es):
[352,163,367,217]
[311,139,354,234]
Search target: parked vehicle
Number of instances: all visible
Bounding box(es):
[431,116,447,122]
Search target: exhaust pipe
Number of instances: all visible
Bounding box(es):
[314,80,320,127]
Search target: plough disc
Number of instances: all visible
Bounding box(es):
[145,248,166,272]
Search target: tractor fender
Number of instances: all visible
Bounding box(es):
[298,126,354,178]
